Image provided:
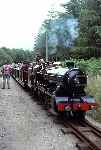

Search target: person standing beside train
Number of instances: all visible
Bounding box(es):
[1,63,12,89]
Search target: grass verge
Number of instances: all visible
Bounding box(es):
[86,75,101,122]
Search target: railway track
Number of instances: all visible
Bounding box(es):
[61,118,101,150]
[13,77,101,150]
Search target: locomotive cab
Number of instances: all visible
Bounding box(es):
[55,68,87,97]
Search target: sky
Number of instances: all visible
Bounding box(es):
[0,0,67,50]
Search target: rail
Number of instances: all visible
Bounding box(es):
[61,118,101,150]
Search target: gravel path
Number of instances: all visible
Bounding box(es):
[0,77,77,150]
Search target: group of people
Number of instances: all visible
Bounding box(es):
[1,62,12,89]
[0,57,61,89]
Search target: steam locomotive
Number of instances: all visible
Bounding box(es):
[12,60,97,120]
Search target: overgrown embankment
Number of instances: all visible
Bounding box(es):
[77,58,101,122]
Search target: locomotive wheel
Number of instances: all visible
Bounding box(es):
[23,80,28,89]
[33,87,38,98]
[53,100,58,112]
[44,95,50,110]
[30,86,34,96]
[65,111,71,118]
[72,111,85,120]
[58,111,67,118]
[79,111,85,120]
[37,90,42,104]
[40,92,45,105]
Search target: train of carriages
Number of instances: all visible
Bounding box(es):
[12,59,97,120]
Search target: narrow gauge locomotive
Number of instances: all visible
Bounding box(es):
[12,61,97,120]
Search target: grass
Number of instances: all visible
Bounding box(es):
[86,75,101,122]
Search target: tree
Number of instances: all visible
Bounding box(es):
[34,14,78,59]
[62,0,101,58]
[0,47,33,66]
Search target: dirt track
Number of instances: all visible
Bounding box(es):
[0,77,77,150]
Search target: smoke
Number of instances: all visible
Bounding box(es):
[66,18,78,40]
[36,16,79,56]
[48,16,78,55]
[48,33,58,55]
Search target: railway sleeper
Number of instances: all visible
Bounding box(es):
[76,142,89,150]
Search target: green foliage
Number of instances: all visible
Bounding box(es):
[0,47,33,66]
[76,58,101,122]
[61,0,101,59]
[34,0,101,59]
[86,75,101,122]
[62,0,84,17]
[76,58,101,75]
[34,12,78,59]
[76,59,88,72]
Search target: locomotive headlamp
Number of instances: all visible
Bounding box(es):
[91,105,97,109]
[65,105,71,111]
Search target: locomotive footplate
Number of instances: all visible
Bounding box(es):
[72,96,97,111]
